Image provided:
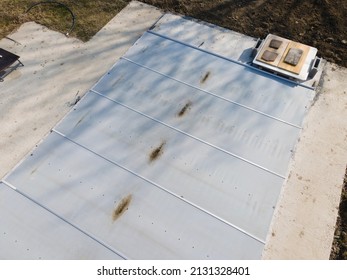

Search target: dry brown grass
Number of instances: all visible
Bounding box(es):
[0,0,130,41]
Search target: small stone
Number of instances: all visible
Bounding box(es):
[261,50,278,62]
[284,48,303,66]
[269,39,282,49]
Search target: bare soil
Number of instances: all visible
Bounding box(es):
[330,168,347,259]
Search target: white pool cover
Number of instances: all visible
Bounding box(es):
[1,14,315,259]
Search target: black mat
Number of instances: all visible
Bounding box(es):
[0,48,20,72]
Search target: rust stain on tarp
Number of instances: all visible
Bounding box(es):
[112,194,132,222]
[177,101,192,117]
[149,141,166,163]
[200,71,211,84]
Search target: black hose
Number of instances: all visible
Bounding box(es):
[26,1,76,36]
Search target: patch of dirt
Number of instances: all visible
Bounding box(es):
[141,0,347,68]
[330,167,347,259]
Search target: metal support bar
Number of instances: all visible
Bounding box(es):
[308,56,321,79]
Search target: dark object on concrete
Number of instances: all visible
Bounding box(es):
[308,56,321,79]
[0,48,24,82]
[251,38,262,58]
[261,50,278,62]
[284,48,303,66]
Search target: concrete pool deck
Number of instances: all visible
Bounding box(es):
[0,1,346,259]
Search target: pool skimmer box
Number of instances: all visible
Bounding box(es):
[252,34,321,81]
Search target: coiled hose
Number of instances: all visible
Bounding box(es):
[26,1,76,36]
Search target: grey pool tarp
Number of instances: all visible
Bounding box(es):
[0,182,123,260]
[1,14,315,259]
